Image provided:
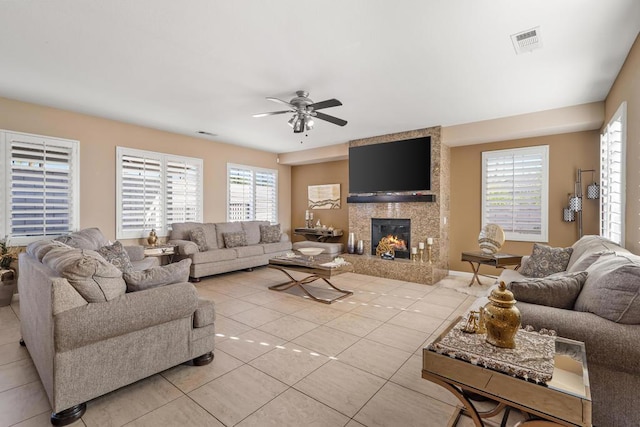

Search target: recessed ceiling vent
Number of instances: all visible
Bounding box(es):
[511,26,542,54]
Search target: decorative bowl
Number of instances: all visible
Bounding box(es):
[297,247,325,257]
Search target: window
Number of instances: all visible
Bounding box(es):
[116,147,202,239]
[227,163,277,223]
[600,102,626,246]
[482,146,549,242]
[0,130,80,245]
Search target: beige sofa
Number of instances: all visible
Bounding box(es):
[497,235,640,427]
[19,229,216,425]
[169,221,292,281]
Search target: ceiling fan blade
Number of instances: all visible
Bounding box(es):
[266,97,296,109]
[315,111,348,126]
[308,98,342,110]
[252,110,292,118]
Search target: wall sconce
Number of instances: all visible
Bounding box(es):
[564,169,599,238]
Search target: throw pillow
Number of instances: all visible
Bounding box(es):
[190,227,208,251]
[223,231,248,248]
[507,271,588,309]
[260,224,281,244]
[123,259,192,292]
[98,241,134,272]
[519,243,573,278]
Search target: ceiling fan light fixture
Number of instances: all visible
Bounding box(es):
[287,116,296,127]
[306,118,314,129]
[293,117,304,133]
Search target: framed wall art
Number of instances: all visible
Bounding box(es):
[308,184,341,209]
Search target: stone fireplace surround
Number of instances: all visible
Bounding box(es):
[343,126,449,285]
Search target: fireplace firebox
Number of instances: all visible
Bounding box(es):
[371,218,411,259]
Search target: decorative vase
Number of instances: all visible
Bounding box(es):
[484,281,521,349]
[147,229,158,247]
[347,232,355,254]
[356,240,364,255]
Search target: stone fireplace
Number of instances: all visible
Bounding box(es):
[344,126,450,285]
[371,218,411,259]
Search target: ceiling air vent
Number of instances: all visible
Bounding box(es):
[511,26,542,54]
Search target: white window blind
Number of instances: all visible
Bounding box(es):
[227,164,277,223]
[482,146,549,242]
[1,131,80,245]
[600,102,626,246]
[117,147,202,239]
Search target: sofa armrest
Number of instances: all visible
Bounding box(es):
[279,233,290,243]
[519,255,530,272]
[54,282,199,352]
[518,302,640,374]
[124,245,145,262]
[168,239,199,255]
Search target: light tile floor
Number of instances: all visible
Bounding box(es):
[0,267,527,427]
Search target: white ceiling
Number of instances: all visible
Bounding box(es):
[0,1,638,154]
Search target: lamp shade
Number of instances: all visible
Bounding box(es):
[563,207,575,222]
[587,182,599,199]
[569,195,582,212]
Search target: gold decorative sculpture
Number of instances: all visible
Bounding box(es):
[484,281,521,349]
[147,229,158,247]
[375,236,395,258]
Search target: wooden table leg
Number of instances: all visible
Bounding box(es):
[268,268,353,304]
[465,261,483,287]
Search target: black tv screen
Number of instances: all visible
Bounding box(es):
[349,137,431,193]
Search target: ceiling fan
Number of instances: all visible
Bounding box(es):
[253,90,347,133]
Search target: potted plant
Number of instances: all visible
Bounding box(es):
[0,237,18,306]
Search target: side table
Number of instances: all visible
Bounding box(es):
[461,251,522,287]
[0,268,16,307]
[144,244,178,264]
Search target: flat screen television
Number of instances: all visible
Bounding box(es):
[348,136,431,193]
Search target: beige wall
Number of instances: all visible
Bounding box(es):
[449,131,600,274]
[290,160,349,246]
[605,34,640,254]
[0,96,292,244]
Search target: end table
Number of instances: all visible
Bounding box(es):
[461,251,522,287]
[0,268,16,307]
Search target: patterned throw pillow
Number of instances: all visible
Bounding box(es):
[259,224,281,243]
[223,231,247,248]
[508,271,587,309]
[190,227,208,251]
[123,259,192,292]
[97,241,134,272]
[519,243,573,278]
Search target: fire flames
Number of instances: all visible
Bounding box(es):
[382,234,407,251]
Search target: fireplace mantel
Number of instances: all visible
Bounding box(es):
[347,194,436,204]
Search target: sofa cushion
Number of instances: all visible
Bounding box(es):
[43,248,126,303]
[567,235,627,271]
[190,227,209,251]
[26,239,72,261]
[223,231,247,248]
[243,221,270,245]
[262,241,293,254]
[260,224,282,244]
[215,222,243,249]
[191,248,237,264]
[574,252,640,324]
[170,222,202,240]
[123,259,192,292]
[519,243,573,278]
[201,223,218,250]
[55,227,109,251]
[567,250,616,273]
[98,241,134,272]
[235,245,264,258]
[507,271,587,309]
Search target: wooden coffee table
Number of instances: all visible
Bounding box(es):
[268,255,353,304]
[422,318,591,426]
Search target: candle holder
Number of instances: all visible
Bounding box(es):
[418,248,424,263]
[427,243,433,264]
[411,252,417,262]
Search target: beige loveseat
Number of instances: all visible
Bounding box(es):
[19,229,216,425]
[497,235,640,427]
[169,221,292,281]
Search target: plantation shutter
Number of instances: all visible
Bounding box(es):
[7,133,78,242]
[227,166,254,221]
[600,103,626,246]
[255,170,277,222]
[482,146,549,242]
[119,152,163,237]
[227,164,278,223]
[166,157,203,227]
